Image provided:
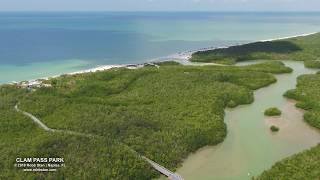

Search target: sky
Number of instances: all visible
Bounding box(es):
[0,0,320,11]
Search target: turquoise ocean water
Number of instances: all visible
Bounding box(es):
[1,12,320,83]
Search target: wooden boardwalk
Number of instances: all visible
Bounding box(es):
[142,156,184,180]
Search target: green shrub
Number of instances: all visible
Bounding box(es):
[270,125,280,132]
[283,89,298,99]
[304,60,320,68]
[154,61,181,66]
[227,100,237,108]
[264,107,282,116]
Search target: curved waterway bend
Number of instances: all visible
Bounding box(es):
[175,61,320,180]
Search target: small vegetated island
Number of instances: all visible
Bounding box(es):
[264,107,282,116]
[265,107,281,133]
[0,33,319,179]
[270,125,280,132]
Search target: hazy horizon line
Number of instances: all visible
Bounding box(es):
[0,10,320,13]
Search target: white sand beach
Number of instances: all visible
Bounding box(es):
[12,31,319,87]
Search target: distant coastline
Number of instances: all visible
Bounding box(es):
[7,31,319,87]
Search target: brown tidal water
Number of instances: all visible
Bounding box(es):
[174,61,320,180]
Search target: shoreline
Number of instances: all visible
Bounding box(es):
[6,31,319,87]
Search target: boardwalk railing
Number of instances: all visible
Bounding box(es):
[142,156,184,180]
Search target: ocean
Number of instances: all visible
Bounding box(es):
[1,12,320,84]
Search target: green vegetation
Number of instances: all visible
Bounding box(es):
[0,61,291,179]
[190,33,320,67]
[257,144,320,180]
[227,100,237,108]
[270,125,280,132]
[284,74,320,129]
[304,60,320,68]
[258,69,320,179]
[154,61,181,66]
[264,107,282,116]
[189,33,320,179]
